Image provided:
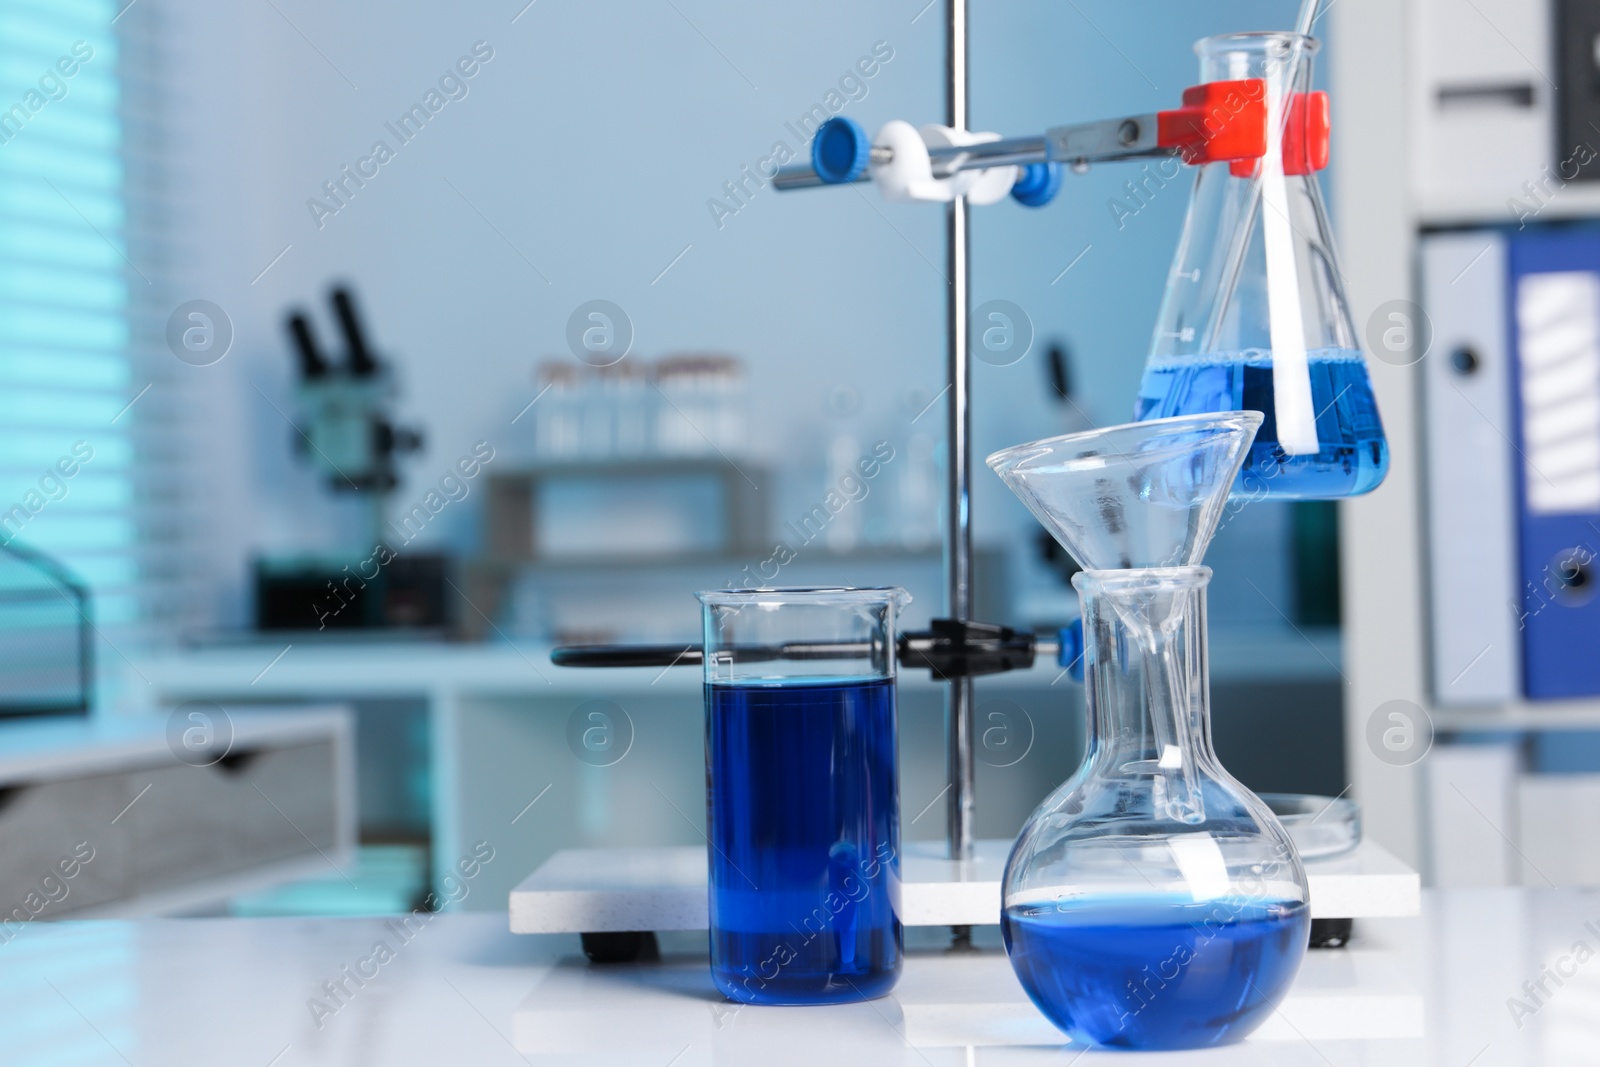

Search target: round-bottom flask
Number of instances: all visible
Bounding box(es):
[1001,566,1310,1050]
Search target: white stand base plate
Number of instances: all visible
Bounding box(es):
[509,838,1419,934]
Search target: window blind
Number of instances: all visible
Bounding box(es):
[0,0,146,630]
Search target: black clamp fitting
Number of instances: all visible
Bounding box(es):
[898,618,1039,680]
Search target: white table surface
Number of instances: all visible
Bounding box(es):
[1,889,1586,1065]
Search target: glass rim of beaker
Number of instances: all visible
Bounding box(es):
[696,585,912,608]
[1194,30,1320,58]
[985,410,1264,479]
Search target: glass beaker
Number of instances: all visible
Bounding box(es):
[697,586,909,1005]
[1138,32,1388,500]
[988,414,1310,1050]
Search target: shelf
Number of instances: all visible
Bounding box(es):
[493,458,760,477]
[140,632,1345,698]
[1434,700,1600,732]
[481,546,945,573]
[1418,188,1600,231]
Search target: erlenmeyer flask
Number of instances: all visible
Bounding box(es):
[1137,33,1389,500]
[987,413,1310,1051]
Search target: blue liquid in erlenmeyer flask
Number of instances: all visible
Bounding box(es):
[1135,347,1388,499]
[1003,895,1310,1050]
[706,677,900,1005]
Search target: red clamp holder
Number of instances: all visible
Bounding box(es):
[1229,90,1329,177]
[1157,78,1269,165]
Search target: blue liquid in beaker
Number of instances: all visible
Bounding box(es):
[706,677,900,1005]
[1135,347,1388,499]
[1002,895,1310,1050]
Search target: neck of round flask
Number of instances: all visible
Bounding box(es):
[1073,566,1213,824]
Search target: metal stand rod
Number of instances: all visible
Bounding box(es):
[942,0,976,955]
[943,0,974,872]
[944,193,974,873]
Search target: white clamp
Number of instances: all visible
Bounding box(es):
[871,122,1018,205]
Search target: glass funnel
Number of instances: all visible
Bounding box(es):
[987,413,1310,1051]
[1137,32,1388,500]
[697,586,909,1006]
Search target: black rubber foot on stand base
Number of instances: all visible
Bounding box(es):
[581,930,660,963]
[945,924,979,955]
[1309,917,1352,949]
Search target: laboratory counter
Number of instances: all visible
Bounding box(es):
[4,888,1584,1065]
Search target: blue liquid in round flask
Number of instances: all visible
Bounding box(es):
[698,588,908,1006]
[1004,887,1309,1048]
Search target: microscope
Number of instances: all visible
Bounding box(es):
[254,285,447,635]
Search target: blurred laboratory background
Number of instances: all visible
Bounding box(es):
[0,0,1588,918]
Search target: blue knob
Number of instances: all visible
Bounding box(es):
[1057,619,1084,682]
[812,116,871,184]
[1011,161,1063,207]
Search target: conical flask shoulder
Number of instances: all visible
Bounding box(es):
[986,411,1261,570]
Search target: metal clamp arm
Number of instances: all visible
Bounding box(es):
[773,78,1266,193]
[550,619,1070,681]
